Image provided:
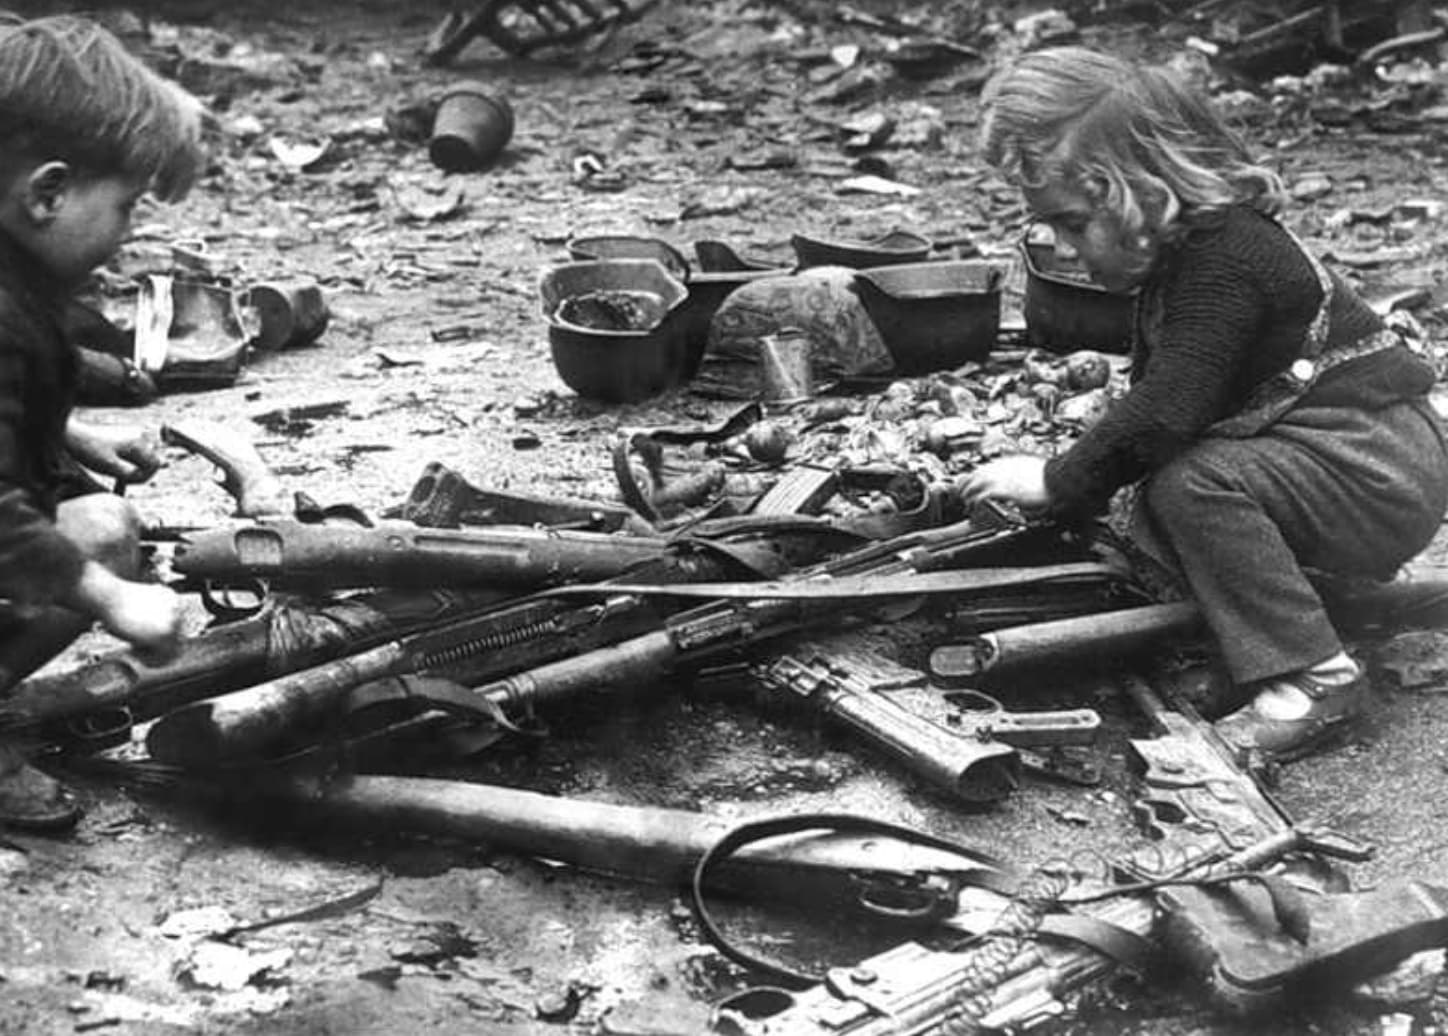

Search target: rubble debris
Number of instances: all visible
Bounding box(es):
[836,174,921,198]
[424,0,662,63]
[178,942,292,992]
[157,906,240,941]
[252,400,350,436]
[1373,629,1448,691]
[1178,0,1440,76]
[268,135,333,172]
[1014,9,1079,49]
[388,922,478,966]
[1353,948,1447,1008]
[534,984,584,1022]
[390,179,469,223]
[556,290,668,332]
[134,276,252,390]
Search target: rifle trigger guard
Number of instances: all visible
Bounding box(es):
[854,873,957,925]
[63,706,134,750]
[943,689,1005,715]
[201,577,271,621]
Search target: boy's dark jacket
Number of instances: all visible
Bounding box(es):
[0,232,87,604]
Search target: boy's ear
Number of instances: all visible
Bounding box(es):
[21,162,74,225]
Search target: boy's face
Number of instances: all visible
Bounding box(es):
[26,168,146,287]
[1022,178,1148,295]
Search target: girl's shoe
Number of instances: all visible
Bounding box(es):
[1213,668,1366,763]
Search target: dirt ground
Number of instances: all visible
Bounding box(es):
[3,1,1448,1034]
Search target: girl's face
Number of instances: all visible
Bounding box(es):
[1023,178,1151,295]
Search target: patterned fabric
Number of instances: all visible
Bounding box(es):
[0,233,87,605]
[694,266,893,399]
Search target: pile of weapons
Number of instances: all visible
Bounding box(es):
[6,418,1448,1034]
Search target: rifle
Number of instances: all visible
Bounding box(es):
[700,675,1392,1033]
[172,520,672,592]
[161,419,292,519]
[930,602,1205,683]
[24,513,884,755]
[0,589,506,749]
[240,773,1009,913]
[1117,678,1448,1017]
[145,517,1122,768]
[400,459,647,533]
[746,644,1101,804]
[928,577,1448,686]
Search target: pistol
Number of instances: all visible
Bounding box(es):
[751,645,1101,804]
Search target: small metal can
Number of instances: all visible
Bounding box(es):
[244,280,330,350]
[757,327,813,403]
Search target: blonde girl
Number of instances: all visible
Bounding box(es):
[962,46,1448,762]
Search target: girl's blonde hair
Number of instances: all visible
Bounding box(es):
[0,15,205,201]
[980,47,1284,245]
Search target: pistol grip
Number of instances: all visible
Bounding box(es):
[819,683,1021,804]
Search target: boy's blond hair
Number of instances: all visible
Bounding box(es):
[981,47,1284,245]
[0,14,204,201]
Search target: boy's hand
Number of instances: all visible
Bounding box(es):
[958,455,1052,513]
[68,561,182,662]
[66,421,163,485]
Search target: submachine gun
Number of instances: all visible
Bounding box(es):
[703,676,1448,1033]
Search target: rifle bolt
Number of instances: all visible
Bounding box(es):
[849,967,877,985]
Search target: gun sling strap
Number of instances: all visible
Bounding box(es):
[542,562,1118,603]
[689,814,1159,989]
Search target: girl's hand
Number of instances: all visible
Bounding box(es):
[958,455,1052,513]
[66,421,163,485]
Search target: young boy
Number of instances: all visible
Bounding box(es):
[961,47,1448,763]
[0,15,206,828]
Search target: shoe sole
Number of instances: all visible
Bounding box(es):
[1262,715,1357,764]
[0,804,81,832]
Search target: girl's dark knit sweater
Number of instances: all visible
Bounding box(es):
[1043,205,1436,516]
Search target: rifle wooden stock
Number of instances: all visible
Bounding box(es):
[258,774,999,906]
[174,520,670,592]
[0,589,502,748]
[161,419,291,519]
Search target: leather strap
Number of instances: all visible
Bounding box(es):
[1033,913,1156,973]
[690,813,1018,989]
[541,563,1114,602]
[613,404,763,521]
